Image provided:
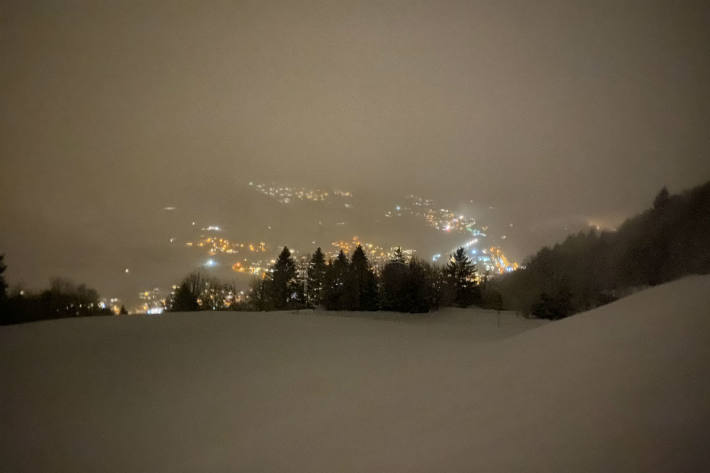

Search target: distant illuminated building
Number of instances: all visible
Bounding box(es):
[139,288,165,314]
[98,297,124,315]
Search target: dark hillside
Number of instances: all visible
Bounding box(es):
[496,181,710,318]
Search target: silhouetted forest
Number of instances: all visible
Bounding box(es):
[494,181,710,318]
[0,267,113,325]
[169,243,499,314]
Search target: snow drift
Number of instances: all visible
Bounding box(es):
[2,276,709,472]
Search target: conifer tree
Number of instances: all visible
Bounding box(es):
[267,246,298,310]
[306,247,327,307]
[380,248,409,311]
[323,250,349,310]
[347,245,379,311]
[444,247,479,307]
[405,258,435,313]
[380,252,439,313]
[653,186,670,209]
[392,247,406,264]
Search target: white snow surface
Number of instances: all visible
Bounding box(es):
[2,276,710,472]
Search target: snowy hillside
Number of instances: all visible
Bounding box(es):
[2,276,709,472]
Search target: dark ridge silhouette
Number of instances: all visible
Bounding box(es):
[494,181,710,318]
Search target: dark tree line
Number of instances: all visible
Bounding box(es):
[494,181,710,319]
[244,244,493,314]
[0,260,113,325]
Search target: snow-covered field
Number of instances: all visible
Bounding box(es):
[2,276,709,472]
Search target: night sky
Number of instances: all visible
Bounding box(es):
[2,0,709,305]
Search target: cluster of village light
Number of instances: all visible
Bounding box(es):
[386,194,494,235]
[185,236,268,256]
[327,237,416,266]
[119,184,521,314]
[382,194,518,273]
[248,181,352,205]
